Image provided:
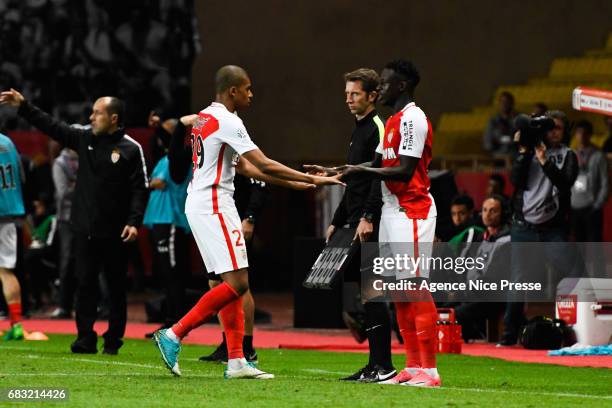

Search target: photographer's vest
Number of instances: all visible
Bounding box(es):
[522,146,570,224]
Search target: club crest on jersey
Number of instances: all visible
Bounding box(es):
[387,130,394,143]
[110,149,121,163]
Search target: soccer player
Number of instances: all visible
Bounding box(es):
[0,132,26,340]
[153,65,343,379]
[336,60,441,387]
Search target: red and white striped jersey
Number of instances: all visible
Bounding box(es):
[185,102,258,215]
[375,102,437,219]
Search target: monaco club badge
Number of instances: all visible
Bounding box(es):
[111,149,121,164]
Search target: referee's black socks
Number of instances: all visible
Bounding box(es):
[364,302,393,370]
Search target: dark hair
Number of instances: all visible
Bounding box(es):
[575,119,593,136]
[451,194,474,211]
[534,102,548,113]
[546,109,570,143]
[489,173,506,191]
[106,97,125,127]
[344,68,380,94]
[499,91,515,104]
[384,59,420,87]
[215,65,249,94]
[484,194,510,224]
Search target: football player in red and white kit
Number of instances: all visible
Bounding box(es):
[338,60,441,387]
[154,65,343,379]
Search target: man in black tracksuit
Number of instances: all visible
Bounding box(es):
[1,89,148,354]
[307,68,392,382]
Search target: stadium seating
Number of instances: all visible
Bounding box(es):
[436,32,612,156]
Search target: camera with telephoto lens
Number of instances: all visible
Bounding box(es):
[513,114,556,149]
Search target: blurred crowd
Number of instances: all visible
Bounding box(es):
[0,0,199,129]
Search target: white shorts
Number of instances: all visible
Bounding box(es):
[379,209,436,279]
[0,222,17,269]
[186,209,249,275]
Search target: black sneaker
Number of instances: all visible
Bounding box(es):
[71,337,98,354]
[199,342,228,363]
[359,365,397,383]
[102,347,118,355]
[102,339,123,355]
[340,365,371,381]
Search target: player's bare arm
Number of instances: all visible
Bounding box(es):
[339,154,419,182]
[242,149,344,186]
[236,156,315,190]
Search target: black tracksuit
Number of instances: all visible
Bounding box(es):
[331,110,392,370]
[331,110,382,227]
[18,101,148,349]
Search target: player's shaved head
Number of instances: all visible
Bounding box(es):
[215,65,250,94]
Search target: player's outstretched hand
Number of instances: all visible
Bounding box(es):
[180,114,199,127]
[303,164,339,177]
[311,173,345,186]
[336,164,362,179]
[0,88,25,107]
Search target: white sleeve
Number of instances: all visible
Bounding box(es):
[398,110,428,158]
[375,140,383,155]
[219,120,258,156]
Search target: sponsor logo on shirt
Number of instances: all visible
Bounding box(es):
[382,147,397,160]
[402,120,413,151]
[237,128,247,139]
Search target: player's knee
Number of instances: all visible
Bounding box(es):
[222,268,249,295]
[232,281,249,296]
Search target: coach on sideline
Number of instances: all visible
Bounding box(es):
[0,88,148,355]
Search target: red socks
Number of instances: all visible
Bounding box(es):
[394,301,421,368]
[8,302,21,325]
[394,291,438,369]
[218,297,244,359]
[413,303,438,368]
[172,282,239,339]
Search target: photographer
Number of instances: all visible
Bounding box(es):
[499,110,578,346]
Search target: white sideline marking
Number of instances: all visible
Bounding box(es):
[17,354,163,370]
[302,368,351,376]
[0,372,218,378]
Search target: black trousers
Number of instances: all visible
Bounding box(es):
[23,244,55,308]
[74,233,127,346]
[57,221,76,312]
[571,207,603,242]
[151,224,189,324]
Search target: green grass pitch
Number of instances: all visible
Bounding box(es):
[0,334,610,407]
